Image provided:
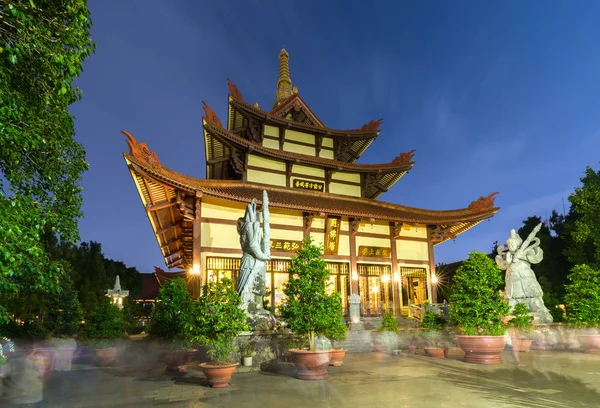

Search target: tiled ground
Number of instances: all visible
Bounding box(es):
[2,348,600,407]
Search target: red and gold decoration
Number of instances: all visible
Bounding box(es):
[293,179,324,192]
[324,216,341,255]
[358,246,391,258]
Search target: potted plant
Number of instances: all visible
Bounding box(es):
[81,299,126,366]
[509,303,534,352]
[187,278,248,388]
[149,277,194,372]
[279,237,344,380]
[564,264,600,353]
[239,341,255,367]
[325,316,347,366]
[449,251,510,364]
[377,311,399,353]
[420,309,447,358]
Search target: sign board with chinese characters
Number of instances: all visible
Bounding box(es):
[324,216,341,255]
[358,246,391,258]
[293,179,324,192]
[270,239,302,252]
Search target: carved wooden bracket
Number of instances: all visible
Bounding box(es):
[429,225,457,243]
[286,161,293,180]
[315,134,323,156]
[361,173,379,198]
[303,212,314,236]
[324,169,333,192]
[194,198,201,221]
[350,218,361,236]
[248,117,263,143]
[229,147,246,174]
[392,221,403,239]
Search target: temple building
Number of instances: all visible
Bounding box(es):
[124,49,499,317]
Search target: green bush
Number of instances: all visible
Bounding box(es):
[81,299,125,348]
[449,251,510,336]
[279,237,346,351]
[564,264,600,328]
[379,311,399,332]
[149,278,193,349]
[420,309,445,330]
[45,272,83,338]
[187,278,248,364]
[509,303,533,332]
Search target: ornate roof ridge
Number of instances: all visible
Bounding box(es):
[124,148,499,220]
[202,119,414,173]
[230,97,382,137]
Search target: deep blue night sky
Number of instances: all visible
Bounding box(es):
[71,0,600,272]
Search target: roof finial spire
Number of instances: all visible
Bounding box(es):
[273,47,293,109]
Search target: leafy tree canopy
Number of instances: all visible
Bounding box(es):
[0,0,95,323]
[564,264,600,328]
[568,166,600,268]
[150,277,193,349]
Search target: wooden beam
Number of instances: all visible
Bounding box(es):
[390,221,400,316]
[349,217,358,295]
[160,238,180,250]
[163,248,182,259]
[155,224,177,236]
[192,195,202,296]
[166,258,182,269]
[303,212,313,238]
[146,200,176,212]
[427,226,437,303]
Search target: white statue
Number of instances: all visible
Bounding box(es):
[237,190,274,329]
[495,223,553,324]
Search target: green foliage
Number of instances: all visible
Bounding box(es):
[187,278,248,364]
[44,266,83,337]
[567,166,600,268]
[81,299,125,347]
[564,264,600,328]
[509,303,533,332]
[449,251,510,336]
[122,297,144,335]
[279,237,346,351]
[420,310,445,330]
[379,311,399,332]
[0,1,95,324]
[150,278,193,349]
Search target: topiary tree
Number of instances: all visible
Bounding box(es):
[149,277,194,350]
[449,251,510,336]
[564,264,600,328]
[379,311,399,332]
[279,236,345,351]
[509,303,533,333]
[187,278,248,364]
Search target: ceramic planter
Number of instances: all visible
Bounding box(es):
[577,334,600,353]
[163,350,192,373]
[516,339,533,353]
[424,347,445,358]
[329,349,346,366]
[406,344,417,355]
[200,362,239,388]
[95,347,117,367]
[290,349,330,380]
[456,335,505,364]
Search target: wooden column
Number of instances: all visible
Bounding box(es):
[349,218,360,295]
[303,212,313,239]
[390,222,401,316]
[426,226,437,304]
[191,194,202,299]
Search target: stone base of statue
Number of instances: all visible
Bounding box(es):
[246,301,275,331]
[509,298,553,325]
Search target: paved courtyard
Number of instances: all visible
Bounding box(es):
[2,348,600,408]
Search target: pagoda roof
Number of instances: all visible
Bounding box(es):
[123,131,499,270]
[270,93,327,128]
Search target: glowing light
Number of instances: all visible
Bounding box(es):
[189,265,201,275]
[431,274,438,284]
[372,285,379,293]
[351,271,359,281]
[381,275,390,284]
[393,273,400,282]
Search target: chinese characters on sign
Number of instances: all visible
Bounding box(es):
[324,216,341,255]
[270,240,302,252]
[358,246,391,258]
[293,179,324,192]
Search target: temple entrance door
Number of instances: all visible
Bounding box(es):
[400,267,428,315]
[357,264,392,316]
[408,277,427,305]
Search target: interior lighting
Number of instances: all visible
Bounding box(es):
[393,273,400,282]
[189,265,201,275]
[372,285,379,293]
[381,275,390,284]
[351,271,359,281]
[431,274,438,284]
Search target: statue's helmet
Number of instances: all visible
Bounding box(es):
[506,229,522,251]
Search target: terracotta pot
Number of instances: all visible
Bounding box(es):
[516,339,532,353]
[200,362,238,388]
[329,349,346,366]
[406,344,417,355]
[290,349,330,380]
[456,335,505,364]
[577,334,600,354]
[95,347,118,367]
[163,350,192,373]
[424,347,445,358]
